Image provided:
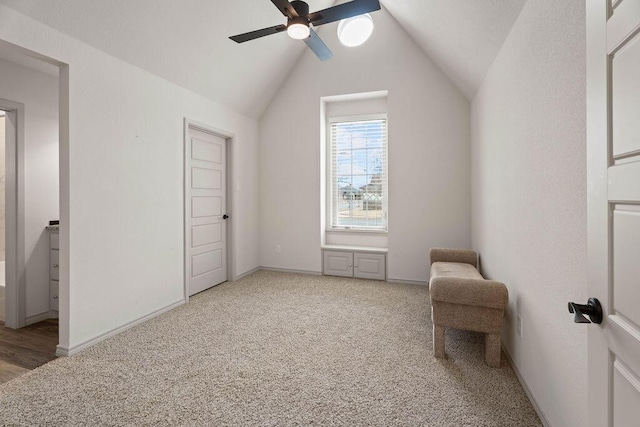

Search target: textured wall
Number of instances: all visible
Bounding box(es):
[471,0,587,425]
[259,6,471,282]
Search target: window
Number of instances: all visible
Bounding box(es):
[328,115,388,231]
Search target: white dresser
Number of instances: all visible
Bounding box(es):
[47,225,59,317]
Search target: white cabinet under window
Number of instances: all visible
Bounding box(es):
[322,247,387,281]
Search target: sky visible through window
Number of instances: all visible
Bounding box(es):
[332,119,386,229]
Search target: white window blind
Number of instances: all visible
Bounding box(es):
[329,116,388,231]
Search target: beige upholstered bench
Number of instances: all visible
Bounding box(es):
[429,248,508,367]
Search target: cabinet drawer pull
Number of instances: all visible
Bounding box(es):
[53,264,59,269]
[52,295,58,300]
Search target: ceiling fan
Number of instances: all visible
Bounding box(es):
[229,0,381,61]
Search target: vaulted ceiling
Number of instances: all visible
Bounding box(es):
[0,0,526,118]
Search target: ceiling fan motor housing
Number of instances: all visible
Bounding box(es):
[290,1,310,17]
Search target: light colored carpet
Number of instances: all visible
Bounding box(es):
[0,271,541,426]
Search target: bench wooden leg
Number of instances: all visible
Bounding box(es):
[433,325,445,358]
[485,333,501,367]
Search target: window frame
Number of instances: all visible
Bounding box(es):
[326,113,388,233]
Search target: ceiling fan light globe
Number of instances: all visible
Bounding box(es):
[287,22,310,40]
[337,14,374,47]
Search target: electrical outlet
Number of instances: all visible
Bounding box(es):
[516,314,523,337]
[275,245,281,254]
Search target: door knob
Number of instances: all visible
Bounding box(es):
[223,214,229,220]
[568,298,603,324]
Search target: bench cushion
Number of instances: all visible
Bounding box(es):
[430,262,508,309]
[430,262,483,280]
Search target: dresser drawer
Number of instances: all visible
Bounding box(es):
[50,232,59,250]
[50,249,59,281]
[50,280,59,311]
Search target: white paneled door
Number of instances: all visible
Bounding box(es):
[185,126,227,296]
[587,1,640,426]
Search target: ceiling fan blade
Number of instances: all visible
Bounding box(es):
[304,28,333,61]
[309,0,381,27]
[271,0,298,18]
[229,24,287,43]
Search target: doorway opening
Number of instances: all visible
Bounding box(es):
[0,101,59,384]
[0,42,66,382]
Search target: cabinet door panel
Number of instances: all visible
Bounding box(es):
[323,251,354,277]
[354,253,386,280]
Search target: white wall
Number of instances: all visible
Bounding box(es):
[471,0,587,425]
[0,58,59,320]
[0,114,4,262]
[259,7,471,282]
[0,5,260,352]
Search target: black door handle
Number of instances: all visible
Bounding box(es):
[222,214,229,220]
[568,298,603,324]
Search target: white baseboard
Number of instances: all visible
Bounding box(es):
[502,342,551,427]
[387,277,429,286]
[233,266,261,281]
[56,299,185,357]
[25,311,51,325]
[259,266,322,276]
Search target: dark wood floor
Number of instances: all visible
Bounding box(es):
[0,319,58,384]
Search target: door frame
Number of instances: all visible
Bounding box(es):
[586,1,608,424]
[0,98,26,329]
[183,118,235,301]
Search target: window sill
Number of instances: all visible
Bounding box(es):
[326,228,388,235]
[321,244,388,254]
